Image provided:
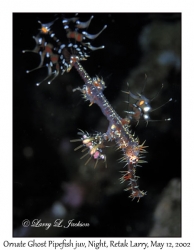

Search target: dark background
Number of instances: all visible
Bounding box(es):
[13,13,181,237]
